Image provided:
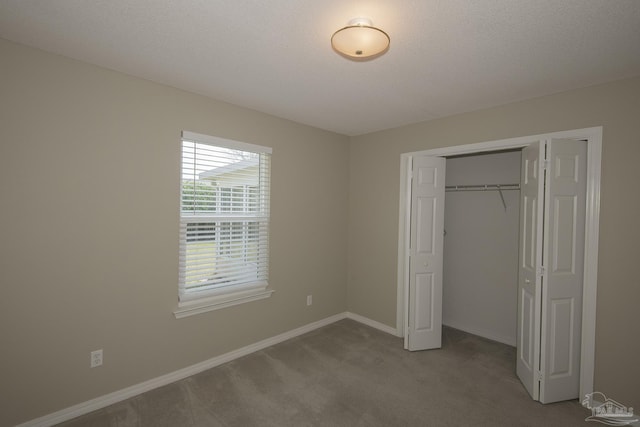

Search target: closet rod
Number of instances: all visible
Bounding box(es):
[444,183,520,192]
[445,183,520,211]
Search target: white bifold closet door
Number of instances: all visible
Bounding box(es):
[516,139,587,403]
[406,139,586,404]
[407,155,445,351]
[516,141,544,401]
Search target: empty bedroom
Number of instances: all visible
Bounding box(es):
[1,1,639,426]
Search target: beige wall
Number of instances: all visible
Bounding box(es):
[348,76,640,409]
[0,39,349,426]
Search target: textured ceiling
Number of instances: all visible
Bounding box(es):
[1,0,640,136]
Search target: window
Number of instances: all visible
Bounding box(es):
[175,131,272,318]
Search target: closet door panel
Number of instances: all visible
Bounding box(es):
[517,141,545,401]
[407,156,445,351]
[539,139,587,404]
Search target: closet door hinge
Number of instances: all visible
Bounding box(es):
[537,370,544,381]
[536,266,546,278]
[543,159,550,170]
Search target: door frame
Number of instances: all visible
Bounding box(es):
[396,126,602,400]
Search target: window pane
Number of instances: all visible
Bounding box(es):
[179,135,270,299]
[181,141,260,216]
[183,220,267,290]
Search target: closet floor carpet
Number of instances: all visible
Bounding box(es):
[56,319,590,426]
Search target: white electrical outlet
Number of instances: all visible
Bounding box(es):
[90,349,103,368]
[307,295,312,306]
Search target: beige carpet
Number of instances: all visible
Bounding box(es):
[57,319,591,426]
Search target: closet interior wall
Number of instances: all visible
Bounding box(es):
[443,150,522,346]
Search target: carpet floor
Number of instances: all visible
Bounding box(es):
[56,319,591,426]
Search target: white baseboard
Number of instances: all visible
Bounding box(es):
[346,311,401,337]
[18,311,396,427]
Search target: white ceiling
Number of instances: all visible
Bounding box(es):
[1,1,640,136]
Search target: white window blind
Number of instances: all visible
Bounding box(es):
[179,131,271,303]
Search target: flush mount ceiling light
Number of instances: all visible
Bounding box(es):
[331,17,390,60]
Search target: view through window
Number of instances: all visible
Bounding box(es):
[179,132,271,303]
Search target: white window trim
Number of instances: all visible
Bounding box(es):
[174,130,273,319]
[181,130,273,155]
[174,284,274,319]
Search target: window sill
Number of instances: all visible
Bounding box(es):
[174,285,274,319]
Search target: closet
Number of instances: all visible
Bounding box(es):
[402,136,591,404]
[442,150,522,346]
